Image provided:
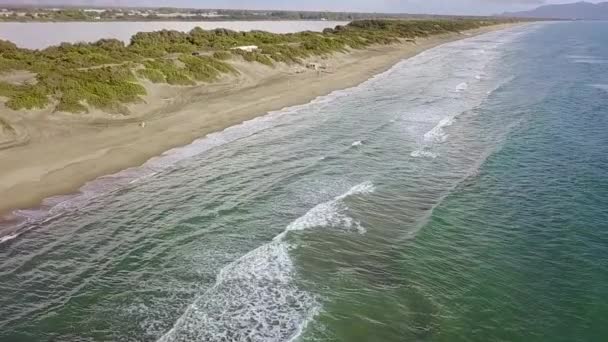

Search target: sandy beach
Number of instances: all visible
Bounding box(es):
[0,23,518,231]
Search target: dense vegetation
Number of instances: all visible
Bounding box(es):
[0,7,514,22]
[0,19,512,114]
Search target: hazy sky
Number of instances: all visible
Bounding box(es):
[1,0,602,15]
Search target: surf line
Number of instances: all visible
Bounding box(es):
[158,181,375,342]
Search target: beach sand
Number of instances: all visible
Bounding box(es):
[0,24,519,232]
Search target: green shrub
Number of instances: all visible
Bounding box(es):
[213,51,232,60]
[5,86,49,110]
[0,57,26,72]
[137,68,166,83]
[164,69,195,86]
[0,19,503,113]
[234,50,274,66]
[0,39,18,52]
[201,56,238,74]
[179,55,221,81]
[167,43,197,54]
[143,59,195,85]
[0,82,17,97]
[56,93,88,113]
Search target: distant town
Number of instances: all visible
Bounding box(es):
[0,6,504,22]
[0,7,401,22]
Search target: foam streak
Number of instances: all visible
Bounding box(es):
[158,182,374,342]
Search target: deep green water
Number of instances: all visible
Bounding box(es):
[1,22,607,341]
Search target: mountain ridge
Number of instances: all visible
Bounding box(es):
[503,1,608,20]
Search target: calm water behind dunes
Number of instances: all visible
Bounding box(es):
[1,22,607,341]
[0,21,347,49]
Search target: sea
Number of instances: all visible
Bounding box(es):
[0,21,607,341]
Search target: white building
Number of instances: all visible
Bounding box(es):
[231,45,259,52]
[157,12,197,18]
[83,9,106,14]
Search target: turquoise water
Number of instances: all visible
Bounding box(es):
[1,22,607,341]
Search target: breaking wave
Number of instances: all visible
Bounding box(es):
[158,181,375,342]
[423,116,455,143]
[411,150,438,159]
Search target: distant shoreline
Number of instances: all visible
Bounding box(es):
[0,18,346,23]
[0,7,451,23]
[0,22,523,240]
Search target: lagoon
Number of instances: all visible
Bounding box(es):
[0,20,348,49]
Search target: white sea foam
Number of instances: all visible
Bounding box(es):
[158,182,374,342]
[572,59,608,64]
[351,140,363,147]
[423,116,454,143]
[411,150,438,159]
[423,127,447,143]
[567,55,608,64]
[0,233,20,243]
[456,82,469,92]
[129,172,158,184]
[158,241,318,342]
[283,181,374,236]
[395,29,521,154]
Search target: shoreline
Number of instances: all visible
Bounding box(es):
[0,23,522,238]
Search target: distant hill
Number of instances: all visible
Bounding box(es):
[503,1,608,20]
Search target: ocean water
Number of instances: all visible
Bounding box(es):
[1,21,608,341]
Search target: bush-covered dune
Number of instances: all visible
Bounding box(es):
[0,19,512,114]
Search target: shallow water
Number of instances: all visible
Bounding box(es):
[0,21,347,49]
[1,22,608,341]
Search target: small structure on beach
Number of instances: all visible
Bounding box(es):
[231,45,258,52]
[306,62,320,71]
[306,63,329,72]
